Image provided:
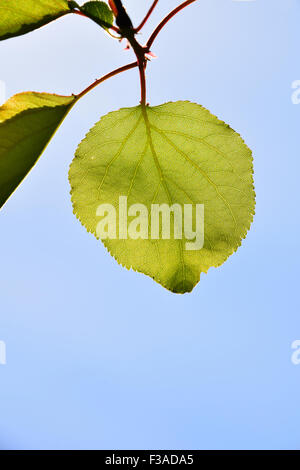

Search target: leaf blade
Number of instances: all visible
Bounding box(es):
[80,1,114,30]
[0,0,71,41]
[0,92,76,208]
[69,101,255,293]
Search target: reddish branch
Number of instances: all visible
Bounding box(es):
[77,61,138,100]
[72,10,86,18]
[76,1,198,106]
[72,9,120,33]
[135,0,159,33]
[147,0,197,49]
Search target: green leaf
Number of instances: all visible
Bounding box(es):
[69,101,255,293]
[80,1,114,30]
[0,92,76,208]
[0,0,71,41]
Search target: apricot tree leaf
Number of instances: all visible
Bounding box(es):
[80,1,114,30]
[69,101,255,293]
[0,92,76,208]
[0,0,72,41]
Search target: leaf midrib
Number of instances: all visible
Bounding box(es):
[142,107,187,286]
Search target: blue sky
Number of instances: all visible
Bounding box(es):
[0,0,300,450]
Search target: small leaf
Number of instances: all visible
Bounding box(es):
[0,92,76,208]
[80,1,114,30]
[0,0,71,41]
[69,102,255,294]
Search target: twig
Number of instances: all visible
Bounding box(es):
[72,10,87,18]
[147,0,197,49]
[138,61,147,106]
[72,9,120,34]
[74,1,198,106]
[135,0,159,33]
[76,61,138,100]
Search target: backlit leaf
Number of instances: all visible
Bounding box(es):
[80,1,114,30]
[0,0,71,41]
[69,101,255,293]
[0,92,76,208]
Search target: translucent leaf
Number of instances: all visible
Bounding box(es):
[0,0,71,41]
[80,1,114,30]
[0,92,76,208]
[69,102,255,293]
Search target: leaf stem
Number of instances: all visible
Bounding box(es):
[135,0,159,33]
[123,35,148,106]
[72,9,120,34]
[147,0,197,49]
[76,61,138,100]
[72,9,87,18]
[138,61,147,107]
